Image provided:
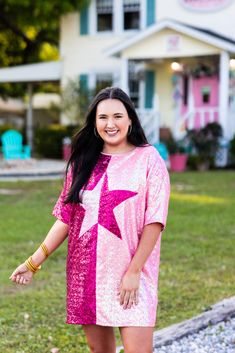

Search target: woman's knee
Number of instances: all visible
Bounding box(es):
[120,326,153,353]
[82,324,116,353]
[89,344,116,353]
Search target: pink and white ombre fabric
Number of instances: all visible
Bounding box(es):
[52,145,170,327]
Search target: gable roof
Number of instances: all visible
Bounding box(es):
[182,22,235,45]
[105,19,235,57]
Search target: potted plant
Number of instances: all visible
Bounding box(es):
[186,122,222,171]
[166,138,188,172]
[229,134,235,167]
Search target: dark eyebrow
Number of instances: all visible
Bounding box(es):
[98,112,124,117]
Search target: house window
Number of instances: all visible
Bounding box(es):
[95,73,113,93]
[201,86,211,104]
[96,0,113,32]
[123,0,140,30]
[129,61,140,107]
[129,79,140,107]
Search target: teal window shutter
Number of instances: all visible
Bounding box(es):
[80,6,89,35]
[146,0,156,26]
[79,74,88,93]
[145,70,155,108]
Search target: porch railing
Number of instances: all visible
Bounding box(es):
[136,108,160,144]
[183,107,219,130]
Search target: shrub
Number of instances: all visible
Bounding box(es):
[0,124,14,136]
[34,124,78,159]
[165,137,188,154]
[186,122,222,169]
[229,134,235,167]
[230,134,235,158]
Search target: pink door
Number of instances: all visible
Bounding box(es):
[181,75,219,129]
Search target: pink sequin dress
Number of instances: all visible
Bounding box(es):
[53,145,170,327]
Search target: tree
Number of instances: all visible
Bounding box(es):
[61,78,96,126]
[0,0,90,96]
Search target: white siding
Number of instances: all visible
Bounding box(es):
[157,0,235,39]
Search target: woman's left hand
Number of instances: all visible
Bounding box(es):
[118,270,141,309]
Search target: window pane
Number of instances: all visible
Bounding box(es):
[96,74,113,93]
[97,14,113,31]
[129,79,139,108]
[97,0,113,31]
[123,0,140,30]
[123,0,140,11]
[124,11,140,30]
[97,0,113,13]
[201,86,211,104]
[129,61,140,108]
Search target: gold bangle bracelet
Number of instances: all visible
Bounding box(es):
[25,258,36,273]
[40,243,49,258]
[25,256,41,273]
[29,257,41,272]
[29,257,41,271]
[25,259,34,272]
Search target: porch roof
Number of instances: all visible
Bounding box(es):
[105,19,235,59]
[0,60,62,152]
[0,61,61,83]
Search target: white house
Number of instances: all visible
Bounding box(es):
[1,0,235,147]
[60,0,235,141]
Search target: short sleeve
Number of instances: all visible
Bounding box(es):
[52,169,73,225]
[144,149,170,231]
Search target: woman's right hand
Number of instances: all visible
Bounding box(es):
[9,263,34,285]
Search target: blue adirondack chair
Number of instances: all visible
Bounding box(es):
[153,142,169,161]
[1,130,31,160]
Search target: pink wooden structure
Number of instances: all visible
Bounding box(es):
[181,75,219,130]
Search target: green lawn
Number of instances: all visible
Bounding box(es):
[0,171,235,352]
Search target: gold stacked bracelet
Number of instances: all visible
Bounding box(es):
[24,243,49,274]
[40,242,49,258]
[25,256,41,273]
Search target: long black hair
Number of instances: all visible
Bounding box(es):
[65,86,148,203]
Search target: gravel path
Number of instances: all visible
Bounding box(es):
[154,316,235,353]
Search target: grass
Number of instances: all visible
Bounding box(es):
[0,171,235,352]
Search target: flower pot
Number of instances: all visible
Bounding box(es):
[62,144,71,161]
[169,153,188,172]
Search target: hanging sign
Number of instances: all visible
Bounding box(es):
[179,0,233,12]
[166,34,181,52]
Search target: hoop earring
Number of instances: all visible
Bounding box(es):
[94,127,99,138]
[128,125,132,136]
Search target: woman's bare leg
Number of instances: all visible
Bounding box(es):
[82,324,116,353]
[119,326,154,353]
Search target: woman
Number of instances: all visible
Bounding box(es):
[9,87,170,353]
